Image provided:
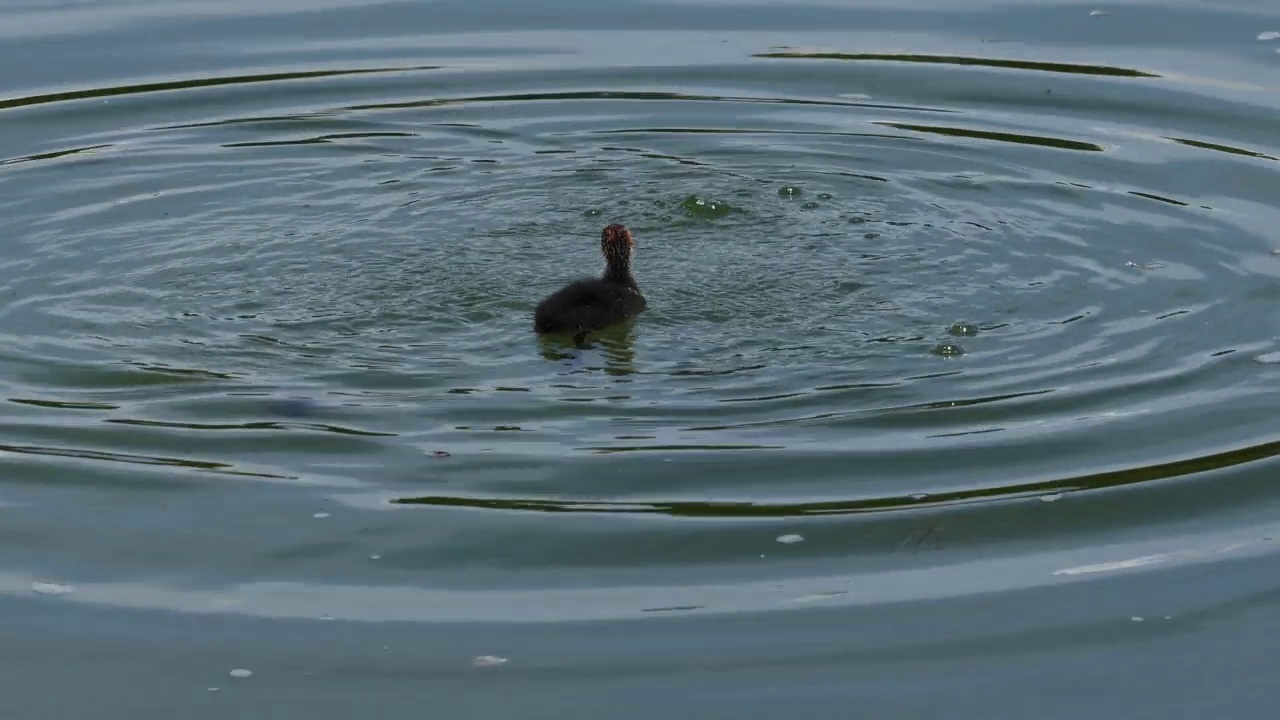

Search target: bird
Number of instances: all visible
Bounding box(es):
[533,224,647,344]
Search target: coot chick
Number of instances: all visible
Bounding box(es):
[533,224,647,339]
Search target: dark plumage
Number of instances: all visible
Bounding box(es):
[533,224,647,339]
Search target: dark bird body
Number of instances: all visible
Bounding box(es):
[534,224,647,338]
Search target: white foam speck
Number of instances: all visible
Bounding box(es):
[1258,31,1280,40]
[471,655,508,667]
[1040,493,1063,503]
[313,512,331,519]
[1131,616,1144,622]
[1090,10,1110,17]
[229,669,253,678]
[32,582,73,596]
[776,534,804,544]
[369,555,382,560]
[1254,351,1280,364]
[208,687,220,692]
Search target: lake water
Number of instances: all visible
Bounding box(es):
[3,0,1280,716]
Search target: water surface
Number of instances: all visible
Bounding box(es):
[2,1,1280,717]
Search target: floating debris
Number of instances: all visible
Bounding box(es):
[266,398,315,418]
[776,534,804,544]
[778,185,802,198]
[431,450,451,458]
[229,669,253,679]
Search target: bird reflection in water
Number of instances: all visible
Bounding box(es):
[537,320,637,377]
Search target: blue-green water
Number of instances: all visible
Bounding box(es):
[3,1,1280,716]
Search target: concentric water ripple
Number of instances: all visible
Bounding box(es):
[2,43,1280,604]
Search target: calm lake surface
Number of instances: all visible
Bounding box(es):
[3,0,1280,716]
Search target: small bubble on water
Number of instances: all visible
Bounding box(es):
[778,186,802,198]
[776,534,804,544]
[229,669,253,679]
[948,322,979,337]
[32,582,73,596]
[471,655,508,668]
[818,192,833,200]
[931,343,965,357]
[801,201,820,210]
[680,195,732,218]
[583,208,601,217]
[864,232,880,240]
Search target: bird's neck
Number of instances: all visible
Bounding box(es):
[603,259,636,287]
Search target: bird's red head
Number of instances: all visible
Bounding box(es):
[598,224,636,284]
[600,224,633,267]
